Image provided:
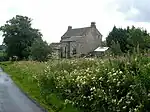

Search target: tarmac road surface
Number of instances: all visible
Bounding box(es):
[0,68,45,112]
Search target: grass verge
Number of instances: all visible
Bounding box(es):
[0,61,54,112]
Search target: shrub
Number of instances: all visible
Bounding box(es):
[37,56,150,112]
[30,38,52,62]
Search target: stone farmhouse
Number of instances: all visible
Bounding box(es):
[51,22,103,58]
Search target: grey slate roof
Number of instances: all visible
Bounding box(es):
[62,27,90,38]
[61,36,82,42]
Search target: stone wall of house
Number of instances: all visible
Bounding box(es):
[77,28,102,55]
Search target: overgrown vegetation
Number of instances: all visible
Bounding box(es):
[2,54,150,112]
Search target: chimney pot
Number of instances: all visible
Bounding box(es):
[91,22,96,28]
[68,26,72,30]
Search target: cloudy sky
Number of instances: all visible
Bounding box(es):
[0,0,149,44]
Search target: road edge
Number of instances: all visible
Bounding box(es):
[0,67,48,112]
[14,83,48,112]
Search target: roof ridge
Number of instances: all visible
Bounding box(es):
[61,26,91,39]
[71,27,90,30]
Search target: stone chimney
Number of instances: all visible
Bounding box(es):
[68,26,72,30]
[91,22,96,28]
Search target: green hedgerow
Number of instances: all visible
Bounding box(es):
[2,55,150,112]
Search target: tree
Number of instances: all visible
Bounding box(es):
[106,25,150,54]
[30,38,52,61]
[127,26,150,52]
[0,15,42,59]
[0,45,6,51]
[106,26,128,53]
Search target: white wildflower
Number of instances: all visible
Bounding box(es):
[82,81,86,85]
[113,72,117,76]
[113,78,116,82]
[118,98,123,104]
[123,106,127,109]
[108,72,111,75]
[119,71,123,74]
[83,96,86,99]
[90,87,96,91]
[99,77,102,80]
[134,108,138,111]
[101,61,104,64]
[112,99,116,103]
[130,96,133,100]
[91,76,95,80]
[117,81,121,86]
[126,101,130,104]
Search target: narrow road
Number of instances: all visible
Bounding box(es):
[0,68,45,112]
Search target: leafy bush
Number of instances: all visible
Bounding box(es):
[30,38,52,61]
[2,55,150,112]
[0,56,9,62]
[0,51,9,62]
[38,56,150,112]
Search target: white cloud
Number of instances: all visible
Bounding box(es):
[116,0,150,22]
[0,0,150,44]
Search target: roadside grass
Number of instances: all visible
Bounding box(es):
[0,61,79,112]
[0,61,54,112]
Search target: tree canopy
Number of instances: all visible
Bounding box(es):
[30,38,52,61]
[0,15,42,59]
[106,26,150,55]
[106,26,128,53]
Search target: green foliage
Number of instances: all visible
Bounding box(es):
[0,45,6,51]
[106,25,150,54]
[127,26,150,53]
[101,41,107,47]
[0,54,8,62]
[30,38,52,61]
[0,15,42,59]
[110,40,122,56]
[0,45,8,61]
[1,61,78,112]
[2,56,150,112]
[106,26,128,53]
